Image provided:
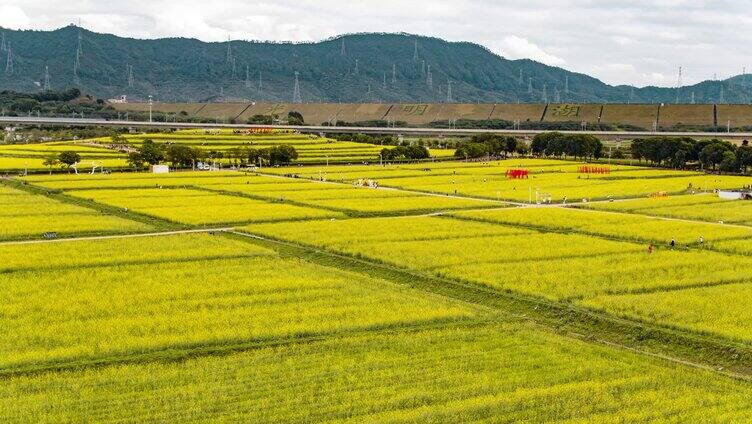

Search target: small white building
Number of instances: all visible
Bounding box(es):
[718,190,752,200]
[151,164,169,174]
[108,95,128,104]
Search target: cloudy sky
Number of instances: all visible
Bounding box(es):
[1,0,749,88]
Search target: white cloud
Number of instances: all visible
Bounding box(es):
[0,5,31,29]
[496,36,566,66]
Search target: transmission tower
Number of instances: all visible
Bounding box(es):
[1,32,6,52]
[518,69,523,85]
[354,59,359,75]
[245,65,251,88]
[127,64,134,88]
[542,82,548,103]
[293,71,302,103]
[426,64,433,89]
[554,86,560,103]
[719,84,725,104]
[231,57,236,80]
[226,36,232,63]
[628,86,634,104]
[675,66,682,104]
[383,72,387,89]
[77,27,83,57]
[527,77,532,94]
[391,63,397,84]
[258,70,263,94]
[43,66,51,91]
[446,80,453,103]
[421,60,425,76]
[413,38,419,62]
[691,91,695,104]
[564,76,569,98]
[341,38,346,56]
[4,42,12,75]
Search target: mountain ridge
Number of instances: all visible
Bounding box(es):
[0,26,750,104]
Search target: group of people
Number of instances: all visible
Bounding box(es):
[647,235,703,254]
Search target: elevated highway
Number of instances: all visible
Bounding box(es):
[2,116,752,141]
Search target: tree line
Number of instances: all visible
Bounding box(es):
[126,140,298,170]
[631,137,752,173]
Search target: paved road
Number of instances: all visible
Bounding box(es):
[3,115,751,140]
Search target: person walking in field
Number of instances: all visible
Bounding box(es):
[699,235,704,245]
[670,238,676,249]
[648,244,654,254]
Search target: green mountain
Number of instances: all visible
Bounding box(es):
[1,25,750,104]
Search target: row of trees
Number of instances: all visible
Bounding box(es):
[380,145,430,161]
[531,132,603,159]
[631,137,752,172]
[454,134,527,159]
[126,140,298,170]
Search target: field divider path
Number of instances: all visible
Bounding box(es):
[0,227,235,246]
[228,229,752,382]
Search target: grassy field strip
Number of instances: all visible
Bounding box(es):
[0,234,479,375]
[5,323,752,421]
[256,170,520,205]
[228,230,752,380]
[572,203,752,230]
[450,207,752,255]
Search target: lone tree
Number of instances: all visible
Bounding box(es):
[128,139,166,170]
[42,154,59,174]
[58,151,81,171]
